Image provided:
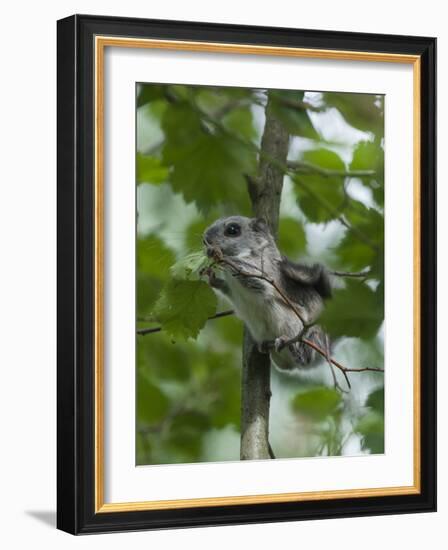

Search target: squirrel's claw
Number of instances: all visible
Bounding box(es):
[257,337,288,354]
[274,335,289,352]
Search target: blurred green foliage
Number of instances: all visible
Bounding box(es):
[136,84,385,465]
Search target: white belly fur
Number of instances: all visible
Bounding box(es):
[225,273,303,344]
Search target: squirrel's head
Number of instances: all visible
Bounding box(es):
[203,216,275,260]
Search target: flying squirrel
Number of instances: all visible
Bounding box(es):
[203,216,332,371]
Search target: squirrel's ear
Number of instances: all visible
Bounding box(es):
[250,218,268,233]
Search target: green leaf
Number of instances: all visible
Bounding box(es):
[196,87,254,116]
[333,200,384,272]
[270,90,320,139]
[294,175,344,223]
[304,148,346,171]
[222,107,257,142]
[170,251,211,281]
[136,153,168,185]
[292,387,342,421]
[171,411,210,432]
[213,314,243,347]
[196,88,232,114]
[162,103,254,212]
[185,217,218,252]
[137,274,163,316]
[293,149,346,223]
[355,411,384,454]
[366,387,384,415]
[206,353,242,429]
[350,141,381,172]
[320,280,383,339]
[137,235,175,279]
[357,387,385,454]
[136,432,153,465]
[371,180,384,207]
[137,84,167,107]
[278,217,307,258]
[137,333,192,382]
[323,92,384,137]
[335,232,376,271]
[345,200,383,234]
[350,141,384,207]
[136,236,175,316]
[152,280,218,340]
[137,373,170,424]
[166,411,211,460]
[162,101,202,142]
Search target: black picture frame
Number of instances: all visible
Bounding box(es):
[57,14,436,535]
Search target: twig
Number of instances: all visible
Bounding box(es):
[327,359,349,394]
[287,160,376,179]
[330,269,372,278]
[137,309,234,336]
[323,334,349,393]
[137,326,163,336]
[302,338,352,388]
[302,337,383,377]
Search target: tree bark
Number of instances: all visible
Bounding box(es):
[240,95,290,460]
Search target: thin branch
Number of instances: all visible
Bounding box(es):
[137,309,234,336]
[287,160,376,179]
[330,269,372,278]
[137,326,163,336]
[275,96,326,113]
[327,357,349,394]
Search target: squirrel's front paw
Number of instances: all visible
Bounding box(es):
[202,266,219,288]
[201,267,230,295]
[274,335,289,352]
[201,266,214,281]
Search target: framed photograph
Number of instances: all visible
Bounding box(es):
[57,14,436,534]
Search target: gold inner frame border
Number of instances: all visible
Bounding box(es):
[94,35,421,513]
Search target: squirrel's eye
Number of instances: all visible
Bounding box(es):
[224,223,241,237]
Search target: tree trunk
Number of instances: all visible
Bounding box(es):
[240,94,290,460]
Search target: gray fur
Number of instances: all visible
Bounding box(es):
[203,216,332,371]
